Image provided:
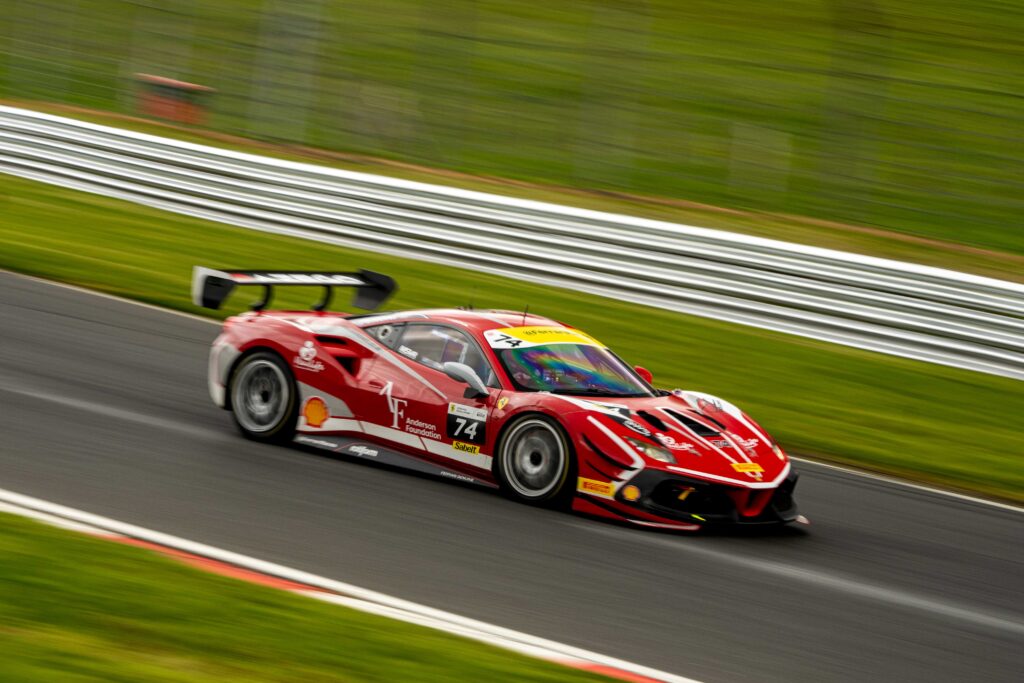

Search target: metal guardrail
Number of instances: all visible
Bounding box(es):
[2,105,1023,381]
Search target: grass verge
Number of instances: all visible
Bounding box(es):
[0,512,611,682]
[1,174,1022,501]
[3,1,1022,257]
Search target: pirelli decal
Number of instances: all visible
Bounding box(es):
[577,477,614,498]
[731,462,764,473]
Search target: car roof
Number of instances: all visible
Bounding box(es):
[348,308,573,335]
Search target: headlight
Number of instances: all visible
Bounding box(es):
[624,436,675,464]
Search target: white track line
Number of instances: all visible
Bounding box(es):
[3,271,1020,514]
[3,269,219,325]
[789,457,1023,513]
[0,487,700,683]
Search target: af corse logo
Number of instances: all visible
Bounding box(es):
[379,381,408,429]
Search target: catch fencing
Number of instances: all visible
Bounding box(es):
[1,105,1023,380]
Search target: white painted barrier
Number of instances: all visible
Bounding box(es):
[2,105,1022,380]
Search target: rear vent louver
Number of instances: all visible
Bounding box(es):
[663,409,719,437]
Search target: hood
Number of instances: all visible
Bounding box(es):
[556,390,790,489]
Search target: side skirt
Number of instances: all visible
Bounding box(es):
[293,434,498,489]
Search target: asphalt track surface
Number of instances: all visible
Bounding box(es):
[2,271,1022,683]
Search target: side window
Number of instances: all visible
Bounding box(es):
[397,324,497,386]
[364,323,403,349]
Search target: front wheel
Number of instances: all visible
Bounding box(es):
[495,415,575,506]
[228,351,297,443]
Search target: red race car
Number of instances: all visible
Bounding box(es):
[194,267,803,531]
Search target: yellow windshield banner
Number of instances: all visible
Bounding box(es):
[485,326,605,349]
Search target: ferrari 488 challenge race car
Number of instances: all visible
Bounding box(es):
[194,267,803,531]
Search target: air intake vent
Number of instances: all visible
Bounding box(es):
[314,335,349,346]
[334,355,357,374]
[635,410,668,432]
[702,414,729,431]
[663,409,719,437]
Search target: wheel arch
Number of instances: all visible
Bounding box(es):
[492,411,578,506]
[223,344,288,412]
[491,410,573,473]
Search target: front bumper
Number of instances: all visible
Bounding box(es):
[615,469,801,527]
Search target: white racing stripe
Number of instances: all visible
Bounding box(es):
[298,417,363,433]
[665,462,791,489]
[4,270,1021,514]
[360,421,425,450]
[585,416,644,469]
[421,438,493,469]
[0,487,702,683]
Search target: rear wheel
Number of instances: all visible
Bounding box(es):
[495,415,575,506]
[229,351,297,443]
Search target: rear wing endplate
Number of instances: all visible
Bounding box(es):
[191,267,396,312]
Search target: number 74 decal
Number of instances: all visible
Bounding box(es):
[447,403,487,444]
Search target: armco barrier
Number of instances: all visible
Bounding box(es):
[1,105,1022,380]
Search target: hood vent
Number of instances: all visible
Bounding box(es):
[701,414,729,432]
[664,409,719,437]
[635,410,669,432]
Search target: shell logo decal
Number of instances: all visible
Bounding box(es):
[302,397,330,428]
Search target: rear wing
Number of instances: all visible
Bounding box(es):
[191,267,396,312]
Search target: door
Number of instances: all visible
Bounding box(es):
[360,323,499,475]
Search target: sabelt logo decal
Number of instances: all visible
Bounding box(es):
[731,462,764,473]
[452,441,481,455]
[302,397,329,428]
[577,477,614,497]
[294,341,325,373]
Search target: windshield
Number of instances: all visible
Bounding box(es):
[496,343,653,397]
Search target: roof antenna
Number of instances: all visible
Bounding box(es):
[521,304,530,326]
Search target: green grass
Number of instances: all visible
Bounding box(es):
[1,0,1022,257]
[1,173,1022,502]
[0,513,613,682]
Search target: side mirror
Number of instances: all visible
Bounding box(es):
[443,362,490,399]
[634,365,654,384]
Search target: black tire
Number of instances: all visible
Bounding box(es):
[228,351,297,443]
[494,415,576,507]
